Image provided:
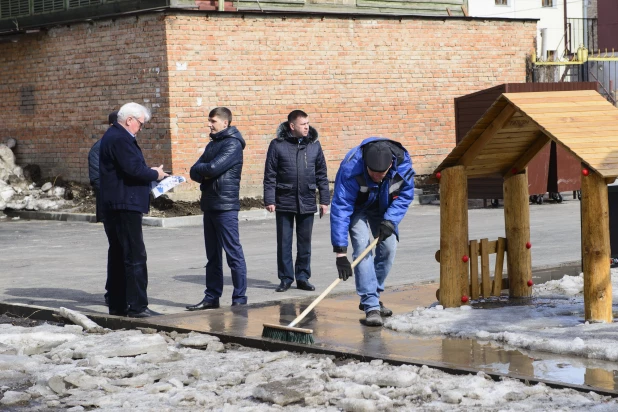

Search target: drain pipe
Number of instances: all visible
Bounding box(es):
[219,0,224,11]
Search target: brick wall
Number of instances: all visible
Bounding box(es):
[166,14,536,196]
[0,12,536,198]
[0,14,171,184]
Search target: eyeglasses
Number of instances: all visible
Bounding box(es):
[131,117,144,131]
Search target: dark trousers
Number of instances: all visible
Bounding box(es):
[203,210,248,305]
[94,188,109,299]
[276,211,314,283]
[103,210,149,314]
[93,187,104,224]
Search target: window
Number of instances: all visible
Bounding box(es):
[0,0,30,18]
[33,0,65,14]
[495,0,508,5]
[542,0,555,7]
[68,0,103,8]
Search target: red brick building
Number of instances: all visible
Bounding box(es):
[0,6,536,197]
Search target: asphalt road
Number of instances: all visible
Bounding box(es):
[0,197,582,315]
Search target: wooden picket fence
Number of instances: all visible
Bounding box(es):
[435,237,507,299]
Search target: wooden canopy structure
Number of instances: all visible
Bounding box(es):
[433,90,618,182]
[434,90,618,322]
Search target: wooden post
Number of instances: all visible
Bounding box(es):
[491,237,506,296]
[480,238,491,297]
[503,170,532,298]
[469,240,479,300]
[439,166,469,307]
[581,167,612,322]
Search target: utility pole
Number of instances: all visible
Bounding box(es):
[564,0,569,54]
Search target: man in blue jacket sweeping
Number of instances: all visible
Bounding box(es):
[330,138,415,327]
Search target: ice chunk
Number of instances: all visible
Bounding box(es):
[441,390,462,404]
[0,391,31,406]
[0,187,14,201]
[47,375,69,395]
[64,371,109,390]
[50,330,168,359]
[178,332,220,348]
[337,398,378,412]
[52,187,65,198]
[252,376,323,406]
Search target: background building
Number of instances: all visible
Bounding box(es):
[467,0,584,61]
[0,1,535,198]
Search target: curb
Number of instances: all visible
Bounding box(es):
[3,210,96,223]
[2,188,429,226]
[3,208,278,227]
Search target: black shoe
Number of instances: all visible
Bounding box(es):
[365,310,383,327]
[109,310,127,317]
[127,308,162,318]
[186,299,220,311]
[231,301,247,307]
[104,294,109,307]
[358,301,393,317]
[296,280,315,291]
[275,281,293,292]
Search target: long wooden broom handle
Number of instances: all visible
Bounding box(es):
[288,237,381,328]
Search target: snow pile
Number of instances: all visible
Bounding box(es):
[0,323,616,411]
[0,140,68,212]
[534,273,586,298]
[385,270,618,362]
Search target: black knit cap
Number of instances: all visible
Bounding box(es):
[363,142,393,172]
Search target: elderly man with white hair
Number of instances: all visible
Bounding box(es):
[99,102,168,318]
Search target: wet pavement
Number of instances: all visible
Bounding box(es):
[132,283,618,395]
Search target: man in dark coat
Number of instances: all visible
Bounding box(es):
[186,107,249,310]
[88,111,118,224]
[99,102,167,318]
[88,110,117,306]
[263,110,330,292]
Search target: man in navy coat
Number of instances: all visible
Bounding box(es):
[88,110,117,307]
[263,110,330,292]
[99,102,167,318]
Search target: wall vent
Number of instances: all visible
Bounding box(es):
[0,0,30,19]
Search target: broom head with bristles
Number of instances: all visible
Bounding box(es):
[262,323,314,345]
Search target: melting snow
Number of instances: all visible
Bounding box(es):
[0,320,616,410]
[385,270,618,362]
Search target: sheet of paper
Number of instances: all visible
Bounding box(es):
[151,176,186,198]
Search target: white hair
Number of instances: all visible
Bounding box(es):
[117,103,151,123]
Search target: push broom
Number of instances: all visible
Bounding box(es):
[262,237,380,344]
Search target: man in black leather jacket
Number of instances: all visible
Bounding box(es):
[186,107,249,310]
[263,110,330,292]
